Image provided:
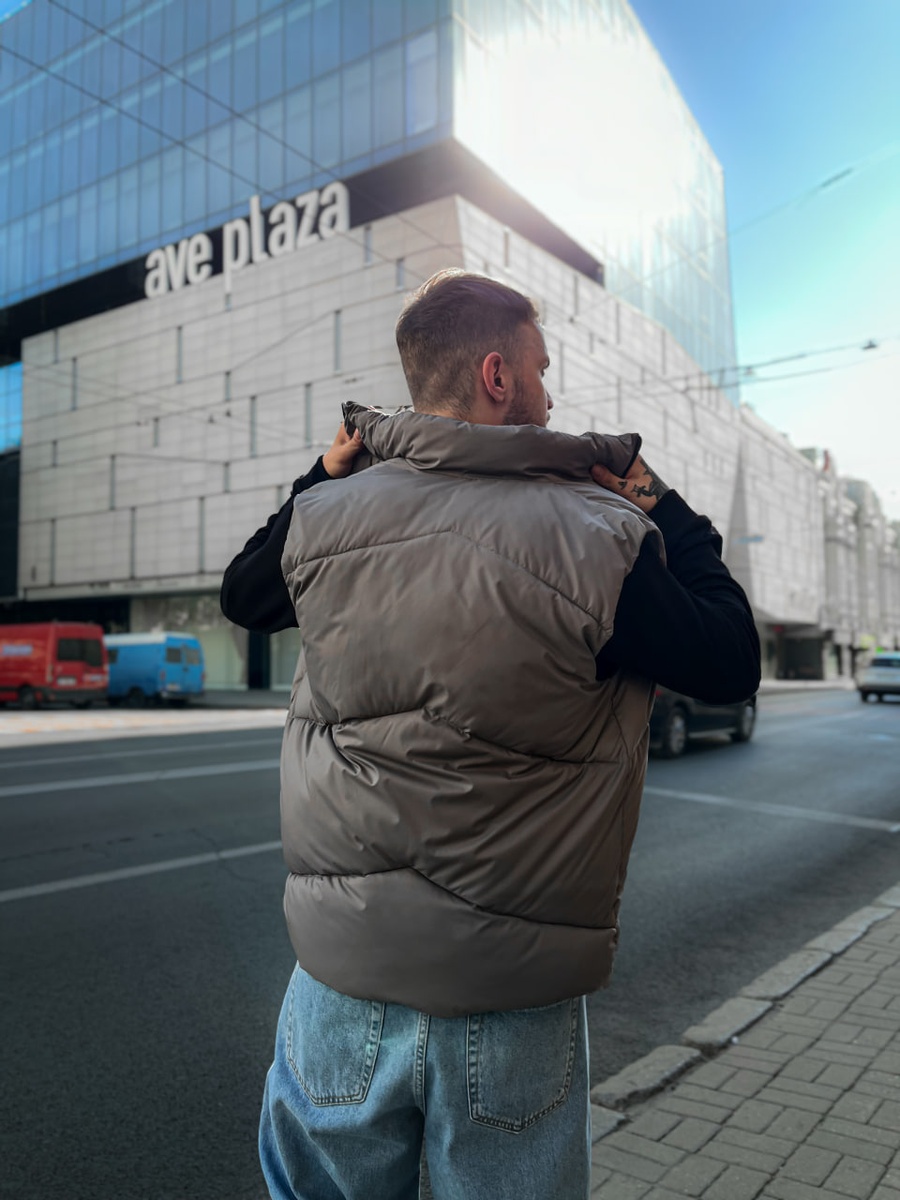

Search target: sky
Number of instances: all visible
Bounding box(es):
[629,0,900,519]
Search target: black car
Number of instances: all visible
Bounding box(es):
[649,686,757,758]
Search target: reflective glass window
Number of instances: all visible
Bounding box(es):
[313,0,340,75]
[343,0,371,61]
[119,89,141,168]
[43,201,61,278]
[24,212,41,288]
[160,145,183,231]
[284,86,313,189]
[6,218,25,298]
[405,0,436,34]
[43,131,61,203]
[79,183,98,262]
[140,77,164,158]
[184,53,208,137]
[185,1,210,55]
[141,5,163,60]
[140,155,162,240]
[373,0,402,45]
[313,73,340,169]
[258,99,284,193]
[184,135,207,225]
[26,143,43,209]
[233,117,257,199]
[60,194,79,271]
[207,40,233,118]
[373,44,403,147]
[406,28,437,135]
[161,72,184,141]
[98,176,118,256]
[99,108,119,177]
[342,59,371,161]
[233,26,259,112]
[162,1,185,65]
[209,0,235,42]
[26,80,45,142]
[206,122,232,213]
[119,164,139,247]
[258,13,285,101]
[101,37,121,97]
[236,0,259,25]
[285,3,312,87]
[9,150,26,220]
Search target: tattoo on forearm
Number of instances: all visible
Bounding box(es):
[630,457,670,501]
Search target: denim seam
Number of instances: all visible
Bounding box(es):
[465,998,579,1134]
[286,972,385,1106]
[414,1010,430,1115]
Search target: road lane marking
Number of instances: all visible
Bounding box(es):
[0,840,283,904]
[0,758,280,798]
[644,786,900,833]
[3,735,282,771]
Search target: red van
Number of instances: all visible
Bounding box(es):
[0,622,109,708]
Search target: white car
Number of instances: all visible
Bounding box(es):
[857,652,900,702]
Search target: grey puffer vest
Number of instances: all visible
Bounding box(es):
[280,404,663,1017]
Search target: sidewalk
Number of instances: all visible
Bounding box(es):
[201,678,856,710]
[588,884,900,1198]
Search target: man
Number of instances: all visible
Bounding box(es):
[221,271,760,1200]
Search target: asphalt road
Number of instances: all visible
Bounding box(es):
[2,689,898,1199]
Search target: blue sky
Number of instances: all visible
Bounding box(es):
[630,0,900,518]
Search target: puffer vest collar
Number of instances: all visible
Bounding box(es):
[342,400,642,482]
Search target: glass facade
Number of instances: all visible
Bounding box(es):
[450,0,737,390]
[0,362,23,453]
[0,0,735,396]
[0,0,453,306]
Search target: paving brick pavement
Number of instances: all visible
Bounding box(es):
[589,885,900,1198]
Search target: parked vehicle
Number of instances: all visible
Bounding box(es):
[104,632,205,706]
[0,621,109,708]
[649,685,756,758]
[857,652,900,702]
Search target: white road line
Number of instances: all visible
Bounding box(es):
[0,758,280,798]
[3,735,282,771]
[644,785,900,833]
[0,840,283,904]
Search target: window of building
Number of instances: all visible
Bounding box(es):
[373,44,403,148]
[342,59,372,162]
[51,439,57,467]
[258,14,285,102]
[406,29,438,136]
[152,417,160,447]
[109,454,116,510]
[334,310,342,372]
[363,224,373,265]
[395,257,405,290]
[176,326,183,383]
[71,358,78,410]
[314,73,340,169]
[313,0,340,75]
[223,462,231,493]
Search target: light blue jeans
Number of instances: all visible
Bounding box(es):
[259,965,591,1200]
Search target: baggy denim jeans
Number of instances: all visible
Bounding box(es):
[259,965,591,1200]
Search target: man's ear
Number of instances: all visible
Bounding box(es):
[481,351,508,403]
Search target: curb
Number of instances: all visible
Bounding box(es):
[589,883,900,1136]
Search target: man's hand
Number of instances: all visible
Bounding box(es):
[592,455,670,515]
[322,423,364,479]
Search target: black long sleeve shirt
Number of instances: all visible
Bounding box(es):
[220,458,761,703]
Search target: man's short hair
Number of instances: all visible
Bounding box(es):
[395,270,540,416]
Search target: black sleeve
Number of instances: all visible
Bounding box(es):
[219,457,331,633]
[595,491,761,703]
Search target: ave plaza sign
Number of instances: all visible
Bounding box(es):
[143,181,351,299]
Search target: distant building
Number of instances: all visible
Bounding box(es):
[0,0,895,684]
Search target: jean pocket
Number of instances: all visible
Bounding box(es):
[466,998,580,1133]
[285,967,385,1106]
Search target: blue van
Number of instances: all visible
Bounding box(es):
[104,632,205,706]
